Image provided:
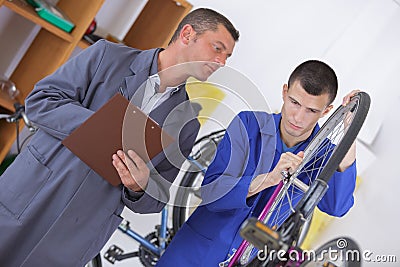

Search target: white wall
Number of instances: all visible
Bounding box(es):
[186,0,400,266]
[2,0,400,266]
[94,0,147,40]
[0,8,39,78]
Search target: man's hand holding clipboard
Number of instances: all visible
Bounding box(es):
[112,149,150,192]
[62,94,175,188]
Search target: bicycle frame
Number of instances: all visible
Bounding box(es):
[238,181,332,266]
[104,155,207,265]
[117,207,169,256]
[101,129,225,266]
[228,182,285,266]
[187,155,208,175]
[104,207,170,265]
[229,179,324,266]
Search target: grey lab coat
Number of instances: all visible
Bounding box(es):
[0,40,199,266]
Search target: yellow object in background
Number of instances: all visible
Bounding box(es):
[300,208,335,250]
[186,77,226,126]
[300,176,362,250]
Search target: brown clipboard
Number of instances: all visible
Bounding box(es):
[62,93,175,186]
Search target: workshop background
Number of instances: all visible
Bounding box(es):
[0,0,399,266]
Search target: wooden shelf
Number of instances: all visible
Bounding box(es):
[0,96,15,112]
[58,0,104,42]
[4,0,74,42]
[1,0,190,164]
[123,0,192,50]
[0,0,104,164]
[0,120,18,161]
[77,38,91,49]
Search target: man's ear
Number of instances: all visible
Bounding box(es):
[179,24,194,45]
[322,104,333,117]
[282,84,288,99]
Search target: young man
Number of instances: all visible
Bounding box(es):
[157,60,359,266]
[0,8,239,266]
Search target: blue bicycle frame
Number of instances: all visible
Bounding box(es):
[102,131,225,265]
[116,207,169,257]
[115,155,204,257]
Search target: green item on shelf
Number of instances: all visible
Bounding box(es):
[25,0,39,8]
[26,0,75,33]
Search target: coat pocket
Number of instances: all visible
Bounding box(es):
[0,145,52,219]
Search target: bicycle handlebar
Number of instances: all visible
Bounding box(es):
[2,103,36,133]
[1,78,35,132]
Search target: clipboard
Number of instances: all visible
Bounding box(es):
[62,94,175,186]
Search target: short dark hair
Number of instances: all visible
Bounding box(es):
[169,8,239,45]
[288,60,338,104]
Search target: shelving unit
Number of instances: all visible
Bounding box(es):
[0,0,104,163]
[123,0,192,50]
[0,0,192,164]
[0,93,15,112]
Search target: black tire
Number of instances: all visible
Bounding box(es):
[85,254,102,267]
[306,91,370,184]
[172,170,204,232]
[172,129,226,233]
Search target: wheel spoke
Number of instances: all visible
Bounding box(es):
[260,94,368,245]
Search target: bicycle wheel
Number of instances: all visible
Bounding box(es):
[264,92,370,227]
[236,92,370,266]
[84,254,102,267]
[300,236,362,267]
[172,130,226,232]
[173,170,204,232]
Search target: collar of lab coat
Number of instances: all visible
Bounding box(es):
[271,113,321,155]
